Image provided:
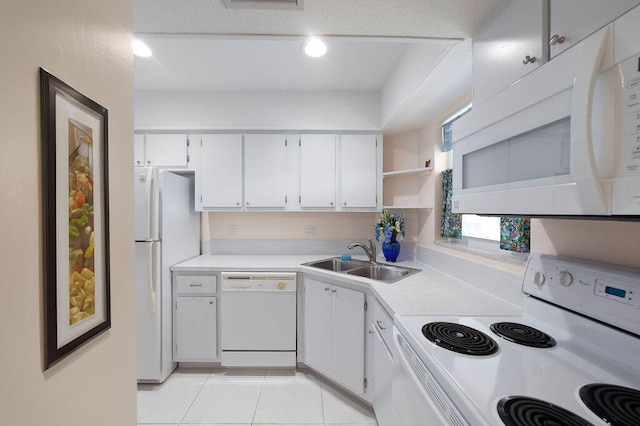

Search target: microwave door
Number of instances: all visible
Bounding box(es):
[452,25,615,217]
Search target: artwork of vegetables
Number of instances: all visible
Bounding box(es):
[68,119,95,325]
[40,68,110,369]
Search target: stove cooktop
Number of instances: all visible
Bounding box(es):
[394,299,640,426]
[394,254,640,426]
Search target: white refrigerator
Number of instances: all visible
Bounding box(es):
[134,167,200,382]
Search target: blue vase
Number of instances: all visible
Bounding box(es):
[382,238,400,262]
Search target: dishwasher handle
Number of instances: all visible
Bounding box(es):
[221,281,297,292]
[222,287,297,293]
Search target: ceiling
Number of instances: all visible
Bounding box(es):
[134,0,505,133]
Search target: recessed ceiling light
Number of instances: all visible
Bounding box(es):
[133,39,152,58]
[302,39,327,58]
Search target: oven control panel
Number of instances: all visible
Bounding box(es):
[522,254,640,336]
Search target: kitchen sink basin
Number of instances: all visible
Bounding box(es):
[346,264,421,283]
[303,257,368,272]
[303,257,421,283]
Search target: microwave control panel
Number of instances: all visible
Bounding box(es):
[620,54,640,175]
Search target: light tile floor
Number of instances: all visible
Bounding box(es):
[137,367,378,425]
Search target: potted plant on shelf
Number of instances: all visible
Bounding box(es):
[375,209,405,262]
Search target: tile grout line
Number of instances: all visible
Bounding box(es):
[250,370,267,425]
[178,369,213,425]
[320,382,326,425]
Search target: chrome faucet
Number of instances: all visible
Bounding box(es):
[348,238,377,262]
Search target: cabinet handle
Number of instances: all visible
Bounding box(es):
[549,34,566,46]
[236,202,240,206]
[376,320,386,330]
[522,55,537,65]
[324,287,330,292]
[209,301,214,304]
[368,329,374,334]
[189,283,203,287]
[246,202,250,206]
[331,289,337,293]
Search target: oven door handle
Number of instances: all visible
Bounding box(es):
[392,328,466,425]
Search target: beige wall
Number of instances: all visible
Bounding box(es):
[205,212,378,240]
[0,1,136,425]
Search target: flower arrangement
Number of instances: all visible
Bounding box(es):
[374,209,405,243]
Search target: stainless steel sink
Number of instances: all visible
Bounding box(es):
[303,257,421,283]
[346,264,421,283]
[303,257,368,272]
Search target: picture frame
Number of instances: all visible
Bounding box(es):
[40,68,111,369]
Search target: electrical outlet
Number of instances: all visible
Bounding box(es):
[229,224,238,237]
[304,225,317,238]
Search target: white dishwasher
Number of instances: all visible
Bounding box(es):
[221,272,297,367]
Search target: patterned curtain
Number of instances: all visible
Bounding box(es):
[441,169,462,239]
[500,217,531,253]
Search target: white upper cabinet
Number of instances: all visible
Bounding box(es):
[145,134,190,168]
[192,132,380,212]
[197,134,243,210]
[339,134,379,210]
[473,0,640,105]
[134,134,145,167]
[549,0,640,58]
[244,134,287,209]
[134,133,191,168]
[300,134,336,209]
[472,0,546,106]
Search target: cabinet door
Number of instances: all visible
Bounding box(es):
[199,134,243,209]
[300,134,336,208]
[302,278,332,376]
[550,0,640,58]
[244,134,287,209]
[472,0,545,105]
[340,134,378,209]
[369,326,396,423]
[134,134,145,166]
[174,296,217,361]
[145,134,189,167]
[331,285,365,394]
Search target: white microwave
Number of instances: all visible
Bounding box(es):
[452,7,640,218]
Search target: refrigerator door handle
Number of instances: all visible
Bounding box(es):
[145,166,154,240]
[148,242,157,313]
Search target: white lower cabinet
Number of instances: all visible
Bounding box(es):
[173,273,218,362]
[302,276,366,395]
[365,296,402,425]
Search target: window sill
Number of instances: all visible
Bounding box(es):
[434,237,529,267]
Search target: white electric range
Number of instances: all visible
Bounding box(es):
[392,254,640,426]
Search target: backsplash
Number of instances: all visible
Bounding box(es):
[417,246,526,307]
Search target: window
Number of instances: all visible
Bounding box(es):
[442,104,471,152]
[439,104,530,261]
[461,215,500,241]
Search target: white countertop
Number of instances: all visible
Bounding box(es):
[172,254,523,317]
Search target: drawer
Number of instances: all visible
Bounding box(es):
[175,274,217,295]
[369,297,393,347]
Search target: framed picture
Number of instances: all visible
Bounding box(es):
[40,68,111,369]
